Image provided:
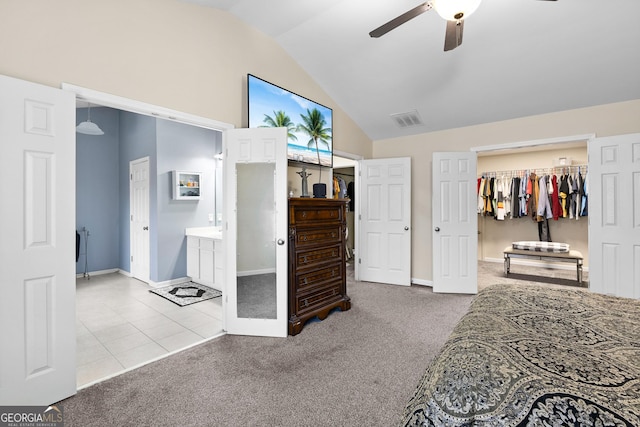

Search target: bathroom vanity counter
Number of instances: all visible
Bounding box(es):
[185,226,222,240]
[185,227,223,291]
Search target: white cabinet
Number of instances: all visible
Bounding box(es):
[186,233,223,292]
[186,237,202,281]
[173,171,202,200]
[199,238,215,285]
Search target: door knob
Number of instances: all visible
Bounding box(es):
[404,226,409,231]
[277,239,285,245]
[434,227,440,232]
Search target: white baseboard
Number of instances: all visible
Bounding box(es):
[237,268,276,277]
[76,269,192,288]
[148,276,190,289]
[76,268,119,278]
[483,257,589,272]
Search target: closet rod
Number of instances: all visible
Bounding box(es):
[479,164,588,178]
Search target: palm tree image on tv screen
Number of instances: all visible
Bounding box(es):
[248,74,333,179]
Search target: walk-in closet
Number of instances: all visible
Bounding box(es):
[476,142,589,272]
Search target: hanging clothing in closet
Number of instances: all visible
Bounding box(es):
[536,175,553,221]
[510,176,521,218]
[495,177,506,220]
[477,177,485,214]
[332,175,348,199]
[551,175,561,220]
[581,173,588,216]
[476,167,589,222]
[528,172,538,220]
[347,181,355,211]
[485,177,494,216]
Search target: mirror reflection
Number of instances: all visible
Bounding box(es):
[236,163,277,319]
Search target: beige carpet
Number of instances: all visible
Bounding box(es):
[59,262,586,426]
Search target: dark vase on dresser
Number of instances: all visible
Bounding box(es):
[288,198,351,335]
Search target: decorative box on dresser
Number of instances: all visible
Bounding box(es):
[288,198,351,335]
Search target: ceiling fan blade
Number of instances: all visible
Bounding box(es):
[369,2,433,38]
[444,19,464,51]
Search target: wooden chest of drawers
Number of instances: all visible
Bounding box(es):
[288,198,351,335]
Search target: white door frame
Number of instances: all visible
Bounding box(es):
[130,157,150,282]
[470,134,596,155]
[333,150,362,280]
[62,84,235,284]
[62,84,234,132]
[61,85,234,369]
[471,133,596,285]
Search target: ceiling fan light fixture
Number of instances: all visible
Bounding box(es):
[432,0,482,21]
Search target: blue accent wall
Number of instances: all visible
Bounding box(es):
[156,120,219,281]
[76,107,120,274]
[76,107,221,283]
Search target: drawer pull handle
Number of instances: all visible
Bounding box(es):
[302,236,308,241]
[302,278,308,284]
[302,256,307,263]
[331,232,336,238]
[302,212,307,218]
[303,299,308,307]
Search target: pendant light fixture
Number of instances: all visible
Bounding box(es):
[76,103,104,135]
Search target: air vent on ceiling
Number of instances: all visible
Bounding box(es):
[390,110,424,128]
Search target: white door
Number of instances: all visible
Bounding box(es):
[0,74,76,404]
[432,152,477,294]
[223,127,288,337]
[130,157,150,282]
[359,157,412,286]
[588,133,640,299]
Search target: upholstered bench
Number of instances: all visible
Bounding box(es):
[503,241,583,285]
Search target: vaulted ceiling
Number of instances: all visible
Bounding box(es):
[184,0,640,141]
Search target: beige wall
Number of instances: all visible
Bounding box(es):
[477,146,589,267]
[0,0,372,160]
[373,100,640,282]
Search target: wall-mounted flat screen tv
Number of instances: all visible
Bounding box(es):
[248,74,333,168]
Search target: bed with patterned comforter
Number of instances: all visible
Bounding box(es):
[401,284,640,426]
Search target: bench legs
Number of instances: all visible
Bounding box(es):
[503,252,583,285]
[577,260,583,285]
[504,254,511,276]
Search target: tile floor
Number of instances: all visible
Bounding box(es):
[76,273,223,388]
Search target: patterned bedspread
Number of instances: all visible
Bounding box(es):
[400,285,640,426]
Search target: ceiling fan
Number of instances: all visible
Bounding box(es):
[369,0,556,52]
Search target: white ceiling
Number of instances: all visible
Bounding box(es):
[184,0,640,141]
